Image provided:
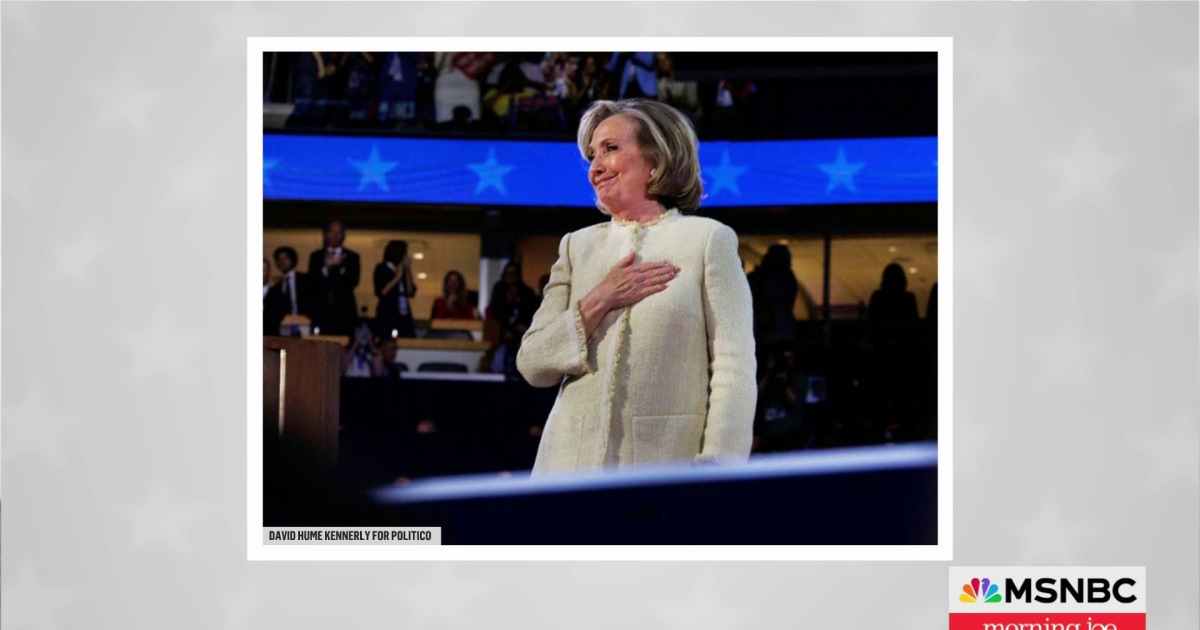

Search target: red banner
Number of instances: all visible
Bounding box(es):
[949,613,1146,630]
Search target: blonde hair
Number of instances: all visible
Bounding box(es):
[577,99,704,214]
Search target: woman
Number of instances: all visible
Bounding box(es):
[487,262,538,375]
[431,270,476,320]
[343,321,386,378]
[747,243,799,344]
[868,263,919,324]
[373,240,417,339]
[516,99,756,475]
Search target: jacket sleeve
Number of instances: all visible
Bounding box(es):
[697,224,757,463]
[516,233,591,388]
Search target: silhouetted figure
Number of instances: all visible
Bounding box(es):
[926,282,937,323]
[868,263,919,324]
[487,262,538,378]
[373,240,416,339]
[748,244,799,344]
[307,220,361,336]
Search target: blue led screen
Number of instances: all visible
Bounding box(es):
[263,133,936,207]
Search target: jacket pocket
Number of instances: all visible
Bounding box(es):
[631,414,705,465]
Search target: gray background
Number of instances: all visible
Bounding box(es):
[3,1,1196,628]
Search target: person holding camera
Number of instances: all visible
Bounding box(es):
[754,345,807,453]
[343,322,385,378]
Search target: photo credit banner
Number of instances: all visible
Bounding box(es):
[948,567,1146,630]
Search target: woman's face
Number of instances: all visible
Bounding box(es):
[587,115,655,213]
[445,274,461,294]
[503,266,518,286]
[582,56,596,75]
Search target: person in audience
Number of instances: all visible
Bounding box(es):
[432,52,493,124]
[377,52,422,128]
[608,52,658,99]
[414,52,438,128]
[431,270,476,320]
[286,52,338,128]
[926,282,938,323]
[272,246,309,336]
[263,258,286,336]
[481,61,541,127]
[747,243,799,344]
[377,337,402,380]
[567,54,613,123]
[307,220,361,336]
[343,321,386,378]
[868,263,920,324]
[339,52,377,127]
[488,262,539,376]
[753,343,807,453]
[516,99,755,474]
[373,240,417,339]
[655,52,701,122]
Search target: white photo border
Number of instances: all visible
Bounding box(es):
[248,36,953,561]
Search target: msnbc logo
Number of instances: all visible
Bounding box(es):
[961,578,1002,603]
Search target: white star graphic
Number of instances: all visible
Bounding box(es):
[263,158,281,190]
[2,568,76,630]
[165,152,231,209]
[955,404,1001,483]
[954,221,1011,301]
[2,141,51,211]
[958,24,1038,110]
[116,305,206,386]
[1147,235,1199,308]
[1006,496,1102,564]
[468,147,516,195]
[349,144,398,192]
[2,0,41,39]
[81,61,166,137]
[1153,602,1198,630]
[1044,129,1128,210]
[705,150,748,196]
[1030,322,1109,390]
[902,599,948,630]
[206,2,292,59]
[219,575,263,630]
[50,229,110,285]
[818,147,865,194]
[645,571,751,630]
[849,1,932,35]
[1156,64,1199,127]
[120,482,210,557]
[3,382,75,470]
[387,563,490,627]
[1129,413,1200,491]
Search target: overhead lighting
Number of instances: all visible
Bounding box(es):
[888,246,898,253]
[417,272,428,280]
[908,267,918,274]
[414,252,425,260]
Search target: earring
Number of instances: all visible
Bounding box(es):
[650,169,657,177]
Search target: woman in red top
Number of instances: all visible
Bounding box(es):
[430,270,476,320]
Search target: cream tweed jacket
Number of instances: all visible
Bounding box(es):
[517,209,756,475]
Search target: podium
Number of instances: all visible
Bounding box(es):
[263,336,341,468]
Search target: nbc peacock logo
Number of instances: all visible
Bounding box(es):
[960,577,1002,603]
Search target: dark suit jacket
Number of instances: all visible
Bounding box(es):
[307,247,361,334]
[265,271,312,335]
